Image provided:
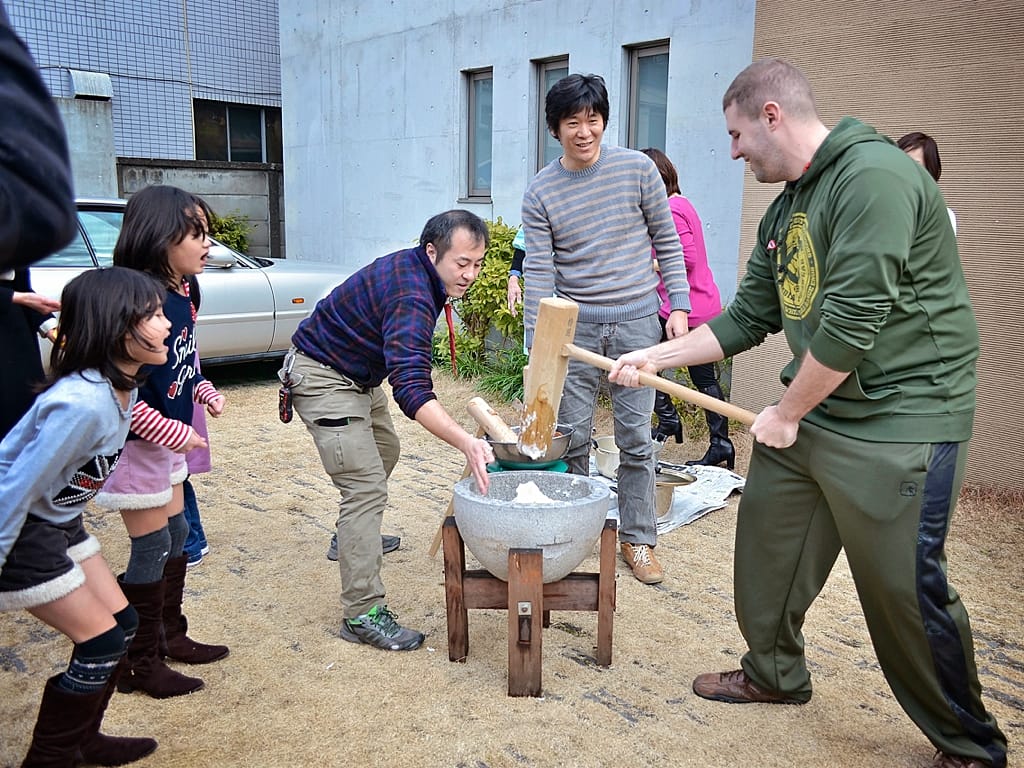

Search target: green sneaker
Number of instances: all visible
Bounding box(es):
[340,605,424,651]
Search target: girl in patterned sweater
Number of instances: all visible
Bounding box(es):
[0,267,168,766]
[96,185,229,699]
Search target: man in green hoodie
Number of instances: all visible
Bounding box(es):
[609,58,1006,768]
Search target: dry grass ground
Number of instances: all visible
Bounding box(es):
[2,362,1021,767]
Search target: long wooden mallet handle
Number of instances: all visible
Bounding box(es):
[563,343,756,426]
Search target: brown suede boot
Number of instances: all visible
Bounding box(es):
[76,662,157,766]
[22,674,102,767]
[159,555,229,664]
[116,576,204,698]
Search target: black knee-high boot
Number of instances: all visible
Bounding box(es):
[22,675,103,767]
[76,661,157,765]
[116,576,204,698]
[159,555,229,664]
[651,390,683,443]
[686,383,735,470]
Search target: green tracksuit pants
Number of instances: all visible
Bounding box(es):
[735,420,1006,767]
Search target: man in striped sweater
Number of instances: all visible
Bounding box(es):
[521,73,691,585]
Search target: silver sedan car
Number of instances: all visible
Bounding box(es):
[30,199,348,364]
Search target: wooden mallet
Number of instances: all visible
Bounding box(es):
[519,297,756,457]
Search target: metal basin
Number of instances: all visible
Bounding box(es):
[485,423,574,466]
[655,468,696,516]
[452,471,610,583]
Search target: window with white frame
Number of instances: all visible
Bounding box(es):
[467,69,493,198]
[627,43,669,151]
[536,57,569,171]
[194,99,282,164]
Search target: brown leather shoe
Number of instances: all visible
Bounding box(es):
[692,669,807,705]
[620,542,663,584]
[930,751,990,768]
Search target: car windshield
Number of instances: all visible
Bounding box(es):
[31,208,123,268]
[80,210,122,266]
[31,205,253,270]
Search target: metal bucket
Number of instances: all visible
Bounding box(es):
[452,471,610,583]
[592,436,665,480]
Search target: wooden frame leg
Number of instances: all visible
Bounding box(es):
[507,548,543,697]
[596,519,617,667]
[443,517,469,662]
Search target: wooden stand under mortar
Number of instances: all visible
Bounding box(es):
[442,515,617,697]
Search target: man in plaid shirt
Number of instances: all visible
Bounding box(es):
[286,209,495,651]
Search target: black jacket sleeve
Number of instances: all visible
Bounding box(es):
[0,2,76,271]
[510,248,525,274]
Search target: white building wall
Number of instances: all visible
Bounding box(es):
[280,0,756,298]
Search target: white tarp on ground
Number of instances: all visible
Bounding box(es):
[589,459,745,535]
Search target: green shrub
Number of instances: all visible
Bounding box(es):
[208,210,252,253]
[451,217,524,349]
[476,347,528,402]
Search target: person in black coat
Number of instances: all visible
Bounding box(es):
[0,267,58,437]
[0,0,77,272]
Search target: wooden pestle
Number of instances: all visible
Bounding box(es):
[467,396,518,443]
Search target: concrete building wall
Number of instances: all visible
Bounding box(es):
[54,98,118,198]
[116,160,285,260]
[7,0,280,160]
[279,1,756,280]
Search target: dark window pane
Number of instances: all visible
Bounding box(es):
[228,105,263,163]
[542,65,568,167]
[194,99,228,161]
[470,74,492,195]
[636,52,668,151]
[264,108,283,164]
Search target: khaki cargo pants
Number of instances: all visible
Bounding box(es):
[287,350,400,619]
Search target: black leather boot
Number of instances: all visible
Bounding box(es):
[686,383,735,470]
[651,390,683,443]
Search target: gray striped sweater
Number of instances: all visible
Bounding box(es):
[521,144,690,345]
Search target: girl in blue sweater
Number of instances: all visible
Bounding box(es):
[0,266,168,766]
[97,185,229,699]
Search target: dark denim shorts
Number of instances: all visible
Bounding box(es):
[0,514,99,611]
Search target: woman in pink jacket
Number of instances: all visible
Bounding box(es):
[642,148,734,469]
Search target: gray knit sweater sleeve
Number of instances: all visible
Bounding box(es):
[521,146,689,345]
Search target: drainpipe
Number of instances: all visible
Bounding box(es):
[183,0,195,158]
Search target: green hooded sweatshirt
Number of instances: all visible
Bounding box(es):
[709,117,977,443]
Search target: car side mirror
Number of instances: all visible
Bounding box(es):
[206,245,237,269]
